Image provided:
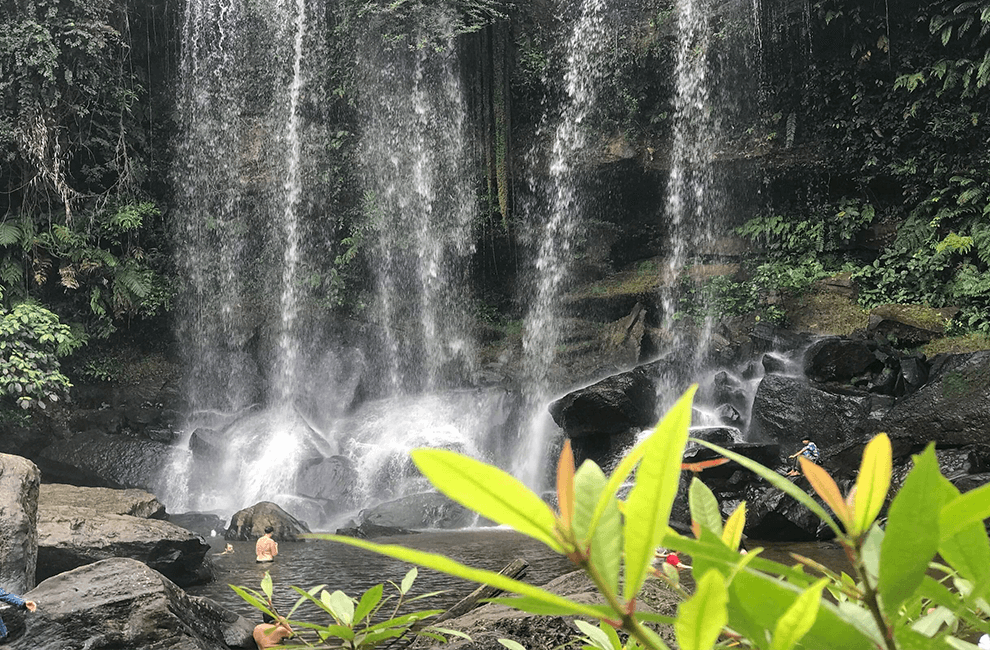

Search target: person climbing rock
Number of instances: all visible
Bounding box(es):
[0,588,37,639]
[256,526,279,563]
[787,438,820,476]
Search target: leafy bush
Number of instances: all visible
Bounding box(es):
[231,568,469,648]
[0,300,85,409]
[299,388,990,650]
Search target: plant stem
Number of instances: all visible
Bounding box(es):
[579,559,673,650]
[843,541,898,650]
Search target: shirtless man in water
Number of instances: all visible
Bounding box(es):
[253,616,292,649]
[256,526,278,563]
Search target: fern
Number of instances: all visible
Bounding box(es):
[114,265,149,298]
[0,259,24,287]
[972,223,990,265]
[0,222,23,246]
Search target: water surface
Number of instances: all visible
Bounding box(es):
[190,529,576,622]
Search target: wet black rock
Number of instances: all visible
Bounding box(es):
[15,558,254,650]
[224,501,311,541]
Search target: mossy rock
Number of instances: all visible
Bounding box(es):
[868,304,957,344]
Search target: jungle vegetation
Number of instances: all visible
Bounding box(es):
[0,0,988,409]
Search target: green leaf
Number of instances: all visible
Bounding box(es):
[228,584,277,619]
[261,571,273,600]
[410,449,563,552]
[575,619,615,650]
[852,433,892,536]
[317,535,608,620]
[354,583,384,625]
[401,567,418,595]
[694,439,842,537]
[573,460,621,595]
[675,569,728,650]
[326,589,355,625]
[689,477,723,538]
[878,445,943,617]
[498,639,528,650]
[940,482,990,542]
[623,385,697,601]
[664,533,880,649]
[486,597,615,618]
[769,578,828,650]
[422,626,472,641]
[932,473,990,596]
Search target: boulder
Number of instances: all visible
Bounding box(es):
[12,557,254,650]
[169,512,228,539]
[803,337,879,384]
[37,431,175,492]
[731,484,831,541]
[39,484,167,519]
[37,506,212,587]
[224,501,311,541]
[357,492,476,530]
[748,373,894,476]
[0,454,40,593]
[867,304,955,345]
[335,520,417,538]
[548,367,657,438]
[295,454,357,502]
[881,351,990,448]
[682,442,782,480]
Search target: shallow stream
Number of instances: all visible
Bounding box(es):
[188,529,851,625]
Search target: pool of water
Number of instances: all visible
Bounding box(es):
[189,528,576,622]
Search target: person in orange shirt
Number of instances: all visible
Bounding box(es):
[255,526,278,563]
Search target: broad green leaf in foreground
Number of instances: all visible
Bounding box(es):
[769,578,828,650]
[675,569,728,650]
[623,385,697,601]
[689,476,723,538]
[695,439,842,538]
[353,583,383,625]
[573,460,621,595]
[400,567,417,595]
[721,502,746,551]
[932,472,990,597]
[319,535,607,620]
[940,481,990,542]
[411,448,563,552]
[852,433,892,536]
[878,445,942,618]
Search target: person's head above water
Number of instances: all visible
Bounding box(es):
[264,526,274,535]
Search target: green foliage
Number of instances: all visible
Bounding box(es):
[296,389,990,650]
[0,201,173,338]
[736,199,876,257]
[231,568,470,648]
[675,260,830,327]
[357,0,507,50]
[0,300,85,409]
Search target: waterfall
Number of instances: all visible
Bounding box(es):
[515,0,612,488]
[167,0,324,513]
[355,31,478,395]
[660,0,763,371]
[662,0,718,361]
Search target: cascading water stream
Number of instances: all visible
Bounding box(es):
[166,0,319,513]
[355,33,477,396]
[516,0,611,488]
[661,0,718,363]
